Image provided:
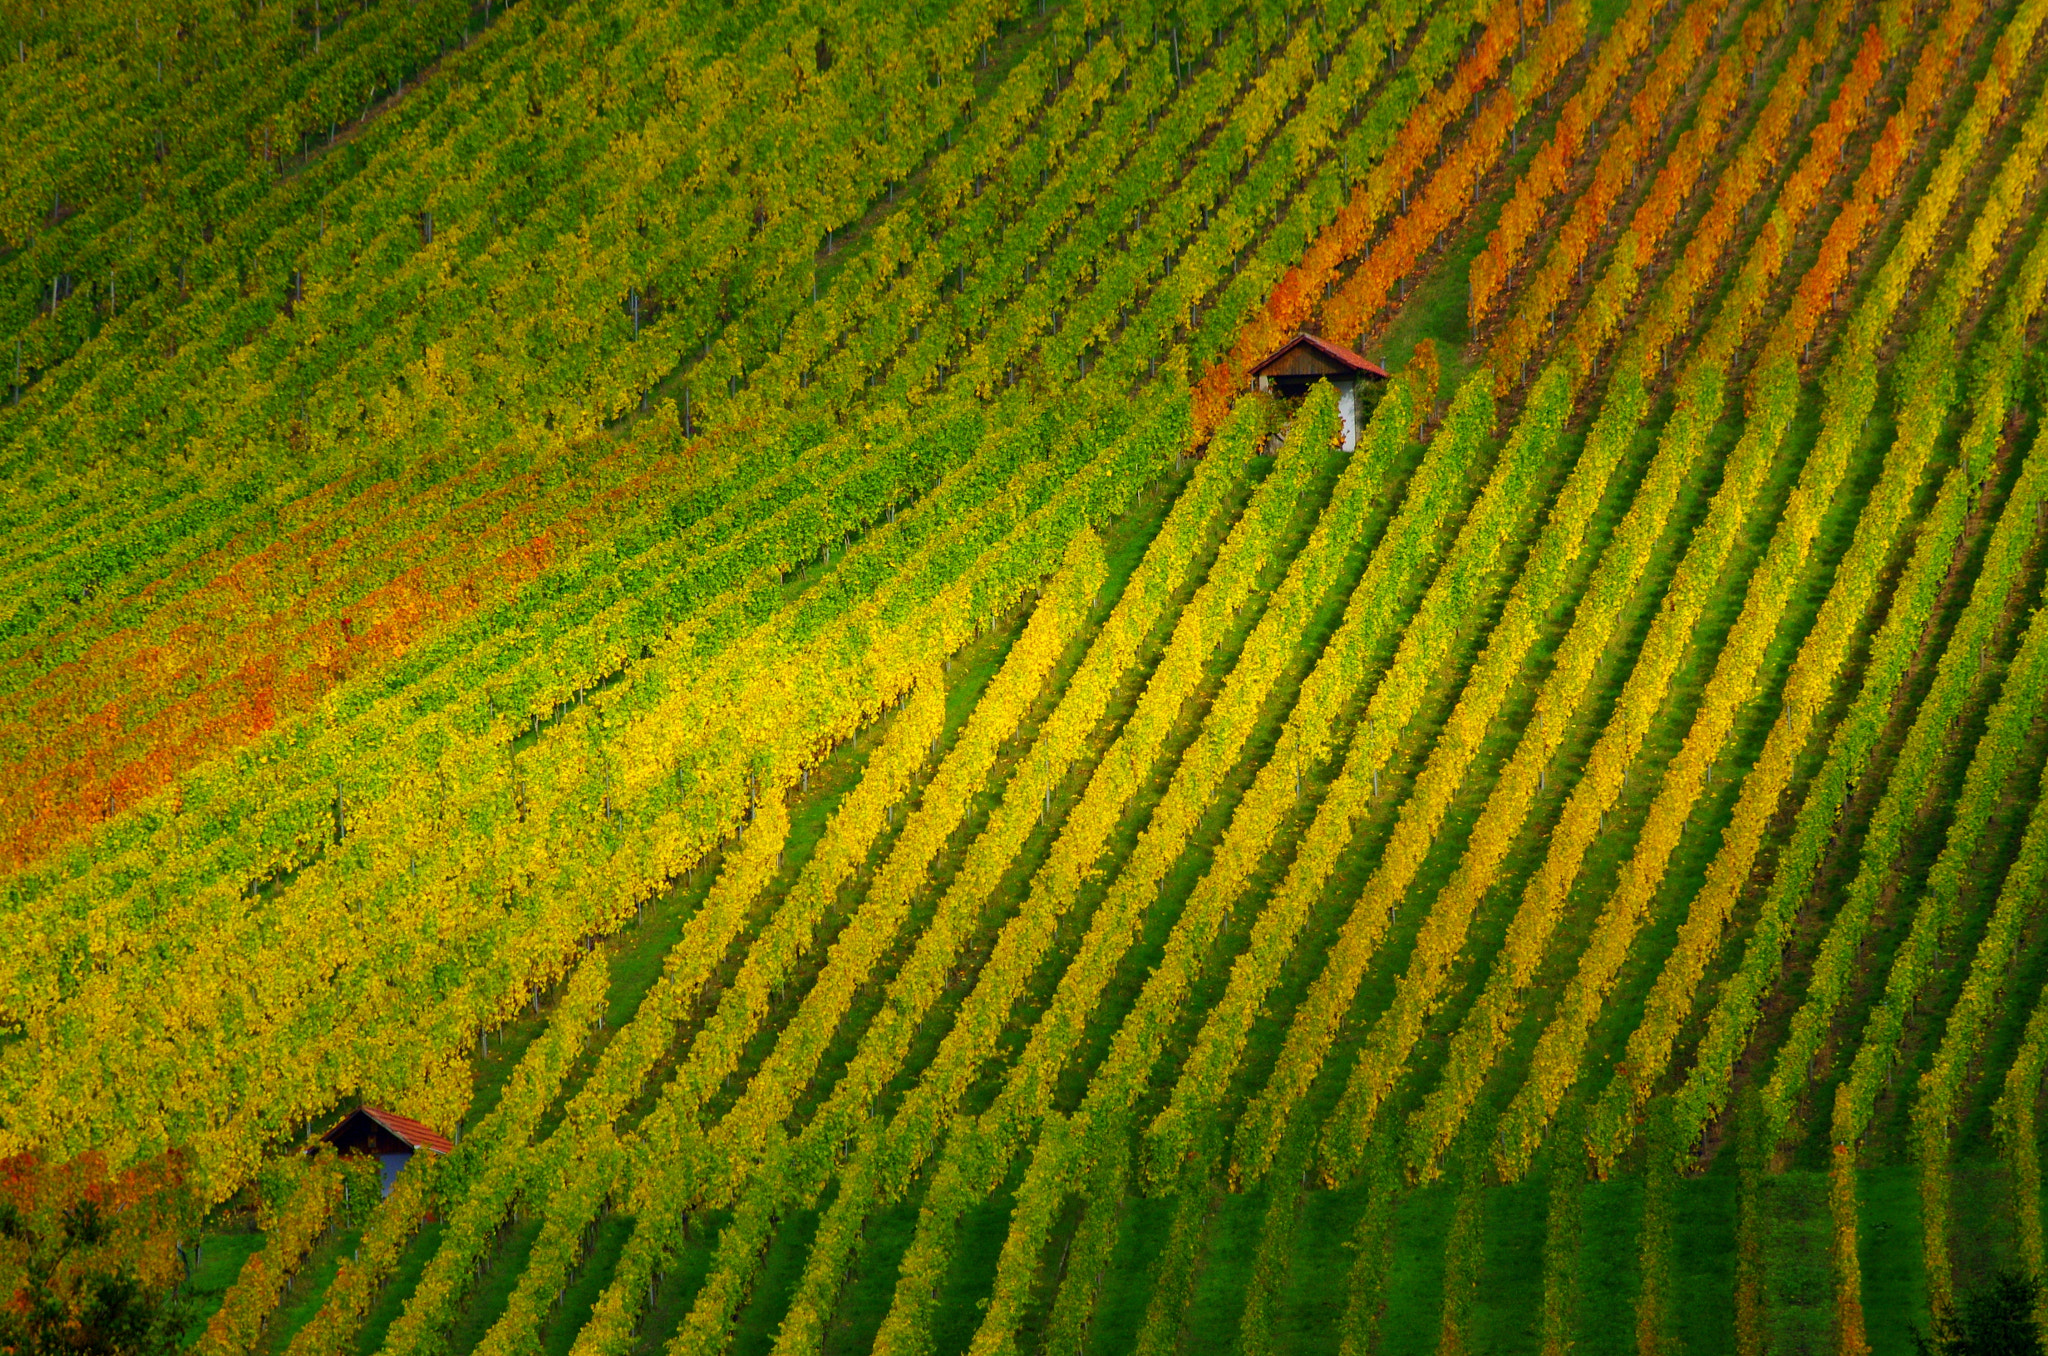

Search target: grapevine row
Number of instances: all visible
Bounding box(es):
[1589,55,2048,1168]
[1492,42,2048,1181]
[968,356,1584,1354]
[869,384,1390,1355]
[655,393,1324,1353]
[1221,0,1880,1181]
[1485,0,1757,389]
[1912,625,2048,1306]
[1465,0,1672,328]
[195,1151,371,1356]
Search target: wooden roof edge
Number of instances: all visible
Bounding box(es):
[1248,331,1391,379]
[322,1105,455,1155]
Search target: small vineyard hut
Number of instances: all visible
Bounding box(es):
[1249,333,1390,450]
[321,1106,454,1195]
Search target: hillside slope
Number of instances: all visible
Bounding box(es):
[5,0,2048,1350]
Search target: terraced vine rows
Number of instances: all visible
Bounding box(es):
[7,0,2048,1349]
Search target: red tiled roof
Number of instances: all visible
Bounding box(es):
[325,1106,454,1155]
[1249,332,1390,379]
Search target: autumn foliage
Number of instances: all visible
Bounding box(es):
[1191,0,1547,438]
[0,1149,200,1353]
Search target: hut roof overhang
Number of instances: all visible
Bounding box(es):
[1249,332,1390,382]
[320,1106,454,1156]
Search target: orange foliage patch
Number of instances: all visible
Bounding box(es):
[0,435,665,869]
[1191,0,1552,440]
